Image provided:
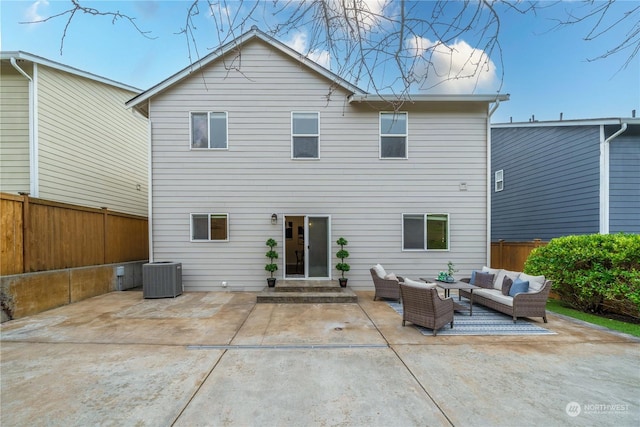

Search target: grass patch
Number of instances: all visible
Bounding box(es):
[546,299,640,337]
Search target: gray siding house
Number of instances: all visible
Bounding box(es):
[127,28,508,291]
[491,118,640,242]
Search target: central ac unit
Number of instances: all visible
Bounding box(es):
[143,262,183,298]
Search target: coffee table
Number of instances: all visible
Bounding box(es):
[420,278,478,315]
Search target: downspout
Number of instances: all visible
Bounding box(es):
[599,121,628,234]
[486,99,500,267]
[147,111,154,263]
[10,58,39,196]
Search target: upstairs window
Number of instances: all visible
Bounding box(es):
[191,213,229,241]
[495,169,504,192]
[402,213,450,251]
[292,112,319,159]
[380,112,407,159]
[191,112,228,149]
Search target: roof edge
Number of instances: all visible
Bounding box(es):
[126,26,367,111]
[1,51,142,93]
[348,94,510,104]
[492,117,640,128]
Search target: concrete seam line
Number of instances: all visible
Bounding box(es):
[186,344,389,350]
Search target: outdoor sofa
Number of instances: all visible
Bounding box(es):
[459,267,552,323]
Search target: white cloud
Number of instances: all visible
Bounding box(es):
[285,32,331,69]
[408,35,499,94]
[25,0,49,22]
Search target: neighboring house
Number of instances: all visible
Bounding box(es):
[126,27,508,291]
[491,118,640,242]
[0,51,148,216]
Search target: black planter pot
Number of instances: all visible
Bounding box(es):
[339,278,348,288]
[267,278,277,288]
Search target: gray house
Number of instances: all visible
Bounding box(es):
[491,118,640,242]
[126,27,508,291]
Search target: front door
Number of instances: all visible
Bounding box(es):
[284,215,330,279]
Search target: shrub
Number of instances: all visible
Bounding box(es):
[524,233,640,318]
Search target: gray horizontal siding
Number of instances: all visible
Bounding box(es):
[609,131,640,233]
[150,39,491,291]
[491,126,600,241]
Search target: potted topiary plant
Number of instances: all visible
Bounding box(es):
[265,238,278,287]
[336,237,350,287]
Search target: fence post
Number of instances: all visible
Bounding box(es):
[533,238,542,248]
[18,192,30,273]
[102,207,108,264]
[498,239,504,269]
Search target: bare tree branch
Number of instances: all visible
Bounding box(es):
[21,0,638,97]
[20,0,156,55]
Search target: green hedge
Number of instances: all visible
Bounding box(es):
[524,233,640,318]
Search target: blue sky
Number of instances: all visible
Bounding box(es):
[2,0,638,123]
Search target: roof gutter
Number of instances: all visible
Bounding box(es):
[599,121,628,234]
[10,57,39,197]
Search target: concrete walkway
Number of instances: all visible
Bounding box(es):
[1,290,638,427]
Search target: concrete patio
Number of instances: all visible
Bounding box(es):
[1,290,638,426]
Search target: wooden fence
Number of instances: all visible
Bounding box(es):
[1,193,148,275]
[490,239,548,272]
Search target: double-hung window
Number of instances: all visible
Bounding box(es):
[191,112,228,149]
[380,112,408,159]
[191,213,229,241]
[495,169,504,192]
[292,112,319,159]
[402,213,449,250]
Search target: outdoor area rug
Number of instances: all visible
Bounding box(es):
[387,298,556,336]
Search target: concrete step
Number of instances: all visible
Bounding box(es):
[256,280,358,303]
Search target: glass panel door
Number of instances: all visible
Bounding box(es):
[307,216,330,278]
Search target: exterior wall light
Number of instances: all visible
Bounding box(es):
[271,213,278,225]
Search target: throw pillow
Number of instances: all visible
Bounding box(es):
[470,270,478,285]
[474,271,495,289]
[384,273,398,281]
[501,276,513,296]
[508,278,530,297]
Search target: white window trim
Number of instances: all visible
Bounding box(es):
[190,213,229,242]
[401,213,450,251]
[189,111,229,150]
[495,169,504,192]
[291,111,320,160]
[379,111,408,160]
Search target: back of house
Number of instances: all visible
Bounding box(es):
[127,28,507,291]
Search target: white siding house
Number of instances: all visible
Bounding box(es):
[127,28,508,291]
[0,52,148,216]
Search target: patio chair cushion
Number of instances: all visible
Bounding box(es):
[509,278,530,296]
[404,278,436,289]
[385,272,398,281]
[493,269,521,291]
[474,272,495,289]
[373,264,387,278]
[519,273,546,292]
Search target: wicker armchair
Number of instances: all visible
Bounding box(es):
[370,268,402,301]
[399,283,454,336]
